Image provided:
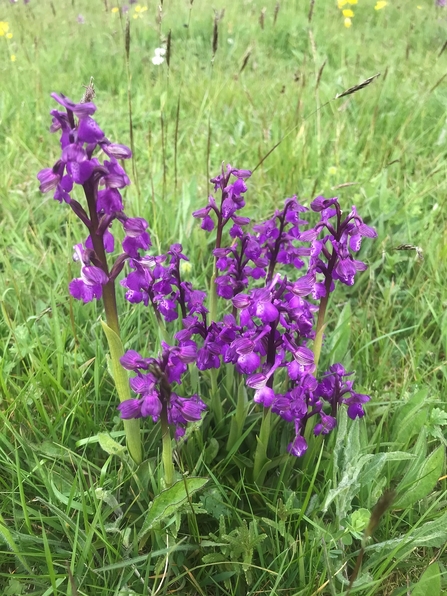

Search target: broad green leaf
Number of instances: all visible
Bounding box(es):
[394,446,444,508]
[323,410,368,519]
[412,563,441,596]
[391,388,429,445]
[100,321,130,401]
[138,477,208,540]
[322,453,374,517]
[358,451,415,489]
[362,512,447,562]
[98,432,127,458]
[5,579,25,596]
[394,429,428,490]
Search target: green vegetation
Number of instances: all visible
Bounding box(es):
[0,1,446,594]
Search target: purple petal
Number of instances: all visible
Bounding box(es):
[51,92,97,117]
[253,386,275,407]
[117,399,142,419]
[77,117,105,144]
[287,435,308,457]
[101,142,132,159]
[120,350,150,370]
[37,167,60,193]
[140,393,162,419]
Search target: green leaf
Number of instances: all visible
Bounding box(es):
[100,321,130,402]
[394,445,444,508]
[50,481,94,514]
[138,477,208,540]
[5,579,25,595]
[253,409,272,484]
[367,512,447,560]
[412,563,441,596]
[101,320,142,464]
[202,553,228,564]
[226,379,249,452]
[358,451,415,489]
[98,433,127,458]
[0,513,33,574]
[329,301,352,365]
[391,388,429,445]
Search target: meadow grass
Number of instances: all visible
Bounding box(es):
[1,0,447,594]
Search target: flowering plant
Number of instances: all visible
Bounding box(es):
[38,93,376,485]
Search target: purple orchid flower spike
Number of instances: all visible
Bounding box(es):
[37,92,150,306]
[193,164,252,249]
[118,344,207,440]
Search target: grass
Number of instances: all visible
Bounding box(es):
[1,0,447,594]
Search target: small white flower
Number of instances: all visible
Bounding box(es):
[151,47,166,65]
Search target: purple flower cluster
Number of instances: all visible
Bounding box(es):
[307,197,377,297]
[192,164,251,244]
[116,166,376,455]
[120,244,198,322]
[37,92,377,456]
[37,93,150,303]
[118,344,206,439]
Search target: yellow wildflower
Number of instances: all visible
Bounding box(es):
[133,5,148,18]
[111,7,119,13]
[374,1,387,9]
[337,0,348,7]
[328,166,337,176]
[6,32,12,39]
[0,21,10,36]
[10,54,16,62]
[344,17,352,27]
[348,0,358,3]
[343,9,354,17]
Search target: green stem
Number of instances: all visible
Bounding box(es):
[313,296,328,370]
[160,407,174,487]
[209,270,218,326]
[101,321,142,464]
[210,369,223,425]
[81,180,142,465]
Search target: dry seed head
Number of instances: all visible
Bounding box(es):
[212,11,219,57]
[335,73,381,99]
[395,244,424,261]
[240,47,252,73]
[166,29,172,67]
[125,17,130,58]
[315,59,326,90]
[308,0,315,23]
[80,77,95,103]
[273,1,280,25]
